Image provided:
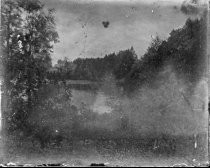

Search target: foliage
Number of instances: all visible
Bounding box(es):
[113,47,137,79]
[48,47,137,81]
[1,0,59,133]
[124,12,207,92]
[27,84,77,136]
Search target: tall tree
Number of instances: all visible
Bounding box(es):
[1,0,59,133]
[1,0,23,133]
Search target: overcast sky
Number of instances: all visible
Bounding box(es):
[41,0,189,65]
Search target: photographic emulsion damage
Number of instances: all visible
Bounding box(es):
[0,0,209,166]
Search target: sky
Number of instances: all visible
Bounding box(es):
[41,0,190,65]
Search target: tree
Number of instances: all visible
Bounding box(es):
[168,13,207,86]
[1,0,25,133]
[113,47,137,79]
[124,11,207,93]
[1,0,59,133]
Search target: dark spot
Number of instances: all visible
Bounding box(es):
[102,21,109,28]
[46,163,63,166]
[173,6,178,10]
[90,163,106,167]
[37,163,63,167]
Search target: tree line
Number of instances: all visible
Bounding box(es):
[47,47,138,82]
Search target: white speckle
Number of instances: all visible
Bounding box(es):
[6,162,17,166]
[194,141,197,148]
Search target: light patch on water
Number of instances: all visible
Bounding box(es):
[71,89,113,114]
[91,91,113,114]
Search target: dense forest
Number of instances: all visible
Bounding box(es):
[0,0,208,160]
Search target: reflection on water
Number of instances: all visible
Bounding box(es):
[71,89,113,114]
[91,91,113,114]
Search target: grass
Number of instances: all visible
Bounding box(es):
[1,134,208,167]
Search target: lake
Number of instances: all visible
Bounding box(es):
[71,89,113,114]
